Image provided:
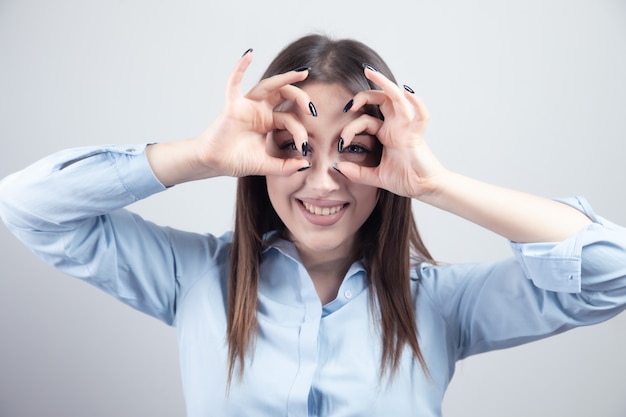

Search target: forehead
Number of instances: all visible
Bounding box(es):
[280,82,359,132]
[300,81,353,110]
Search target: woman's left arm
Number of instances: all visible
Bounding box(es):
[421,171,592,243]
[338,68,591,243]
[416,195,626,359]
[339,68,625,354]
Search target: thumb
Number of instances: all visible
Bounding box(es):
[262,157,312,177]
[333,162,381,188]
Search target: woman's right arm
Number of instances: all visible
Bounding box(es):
[0,144,164,230]
[0,51,314,322]
[0,144,189,323]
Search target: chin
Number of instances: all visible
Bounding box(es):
[292,230,356,256]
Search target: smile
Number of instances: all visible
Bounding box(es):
[302,201,346,216]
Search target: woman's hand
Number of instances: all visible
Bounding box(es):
[336,67,447,200]
[196,51,315,178]
[339,67,591,242]
[147,51,313,186]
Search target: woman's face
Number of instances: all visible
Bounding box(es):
[266,82,381,260]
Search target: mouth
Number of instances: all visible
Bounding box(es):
[301,201,346,216]
[297,199,349,226]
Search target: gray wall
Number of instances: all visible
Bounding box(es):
[1,1,625,416]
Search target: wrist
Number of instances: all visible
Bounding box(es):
[412,168,455,204]
[146,137,218,187]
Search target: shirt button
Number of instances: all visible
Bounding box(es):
[344,290,353,299]
[125,147,136,153]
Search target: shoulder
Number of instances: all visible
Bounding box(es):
[167,228,233,272]
[171,230,233,308]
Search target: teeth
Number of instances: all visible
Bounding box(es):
[303,202,344,216]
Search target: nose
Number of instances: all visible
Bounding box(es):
[304,155,341,196]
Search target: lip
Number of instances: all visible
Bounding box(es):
[297,198,349,226]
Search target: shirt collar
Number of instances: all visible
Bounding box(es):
[262,231,367,274]
[261,231,368,316]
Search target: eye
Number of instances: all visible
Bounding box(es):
[339,135,381,167]
[272,129,301,159]
[279,140,298,153]
[341,144,370,154]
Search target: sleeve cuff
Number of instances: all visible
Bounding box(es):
[509,196,595,294]
[111,144,167,200]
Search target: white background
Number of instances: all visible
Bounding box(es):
[1,1,625,416]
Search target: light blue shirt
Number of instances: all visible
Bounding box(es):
[1,144,626,417]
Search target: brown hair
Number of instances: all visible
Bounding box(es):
[227,34,435,385]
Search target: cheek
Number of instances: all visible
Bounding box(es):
[265,177,281,209]
[352,185,379,215]
[266,176,298,211]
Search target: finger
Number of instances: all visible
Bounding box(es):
[333,161,382,189]
[366,70,419,120]
[363,67,404,102]
[263,155,312,177]
[403,88,430,123]
[353,68,415,120]
[348,89,412,121]
[247,69,309,102]
[225,49,254,101]
[262,112,311,176]
[340,114,383,147]
[271,111,309,154]
[273,84,314,117]
[347,90,388,112]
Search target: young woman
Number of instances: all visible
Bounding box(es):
[1,34,625,416]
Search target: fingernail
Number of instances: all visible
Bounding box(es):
[362,63,378,72]
[332,162,342,174]
[403,84,415,94]
[343,99,354,113]
[241,48,253,57]
[301,141,308,157]
[338,137,344,152]
[308,102,317,117]
[293,66,311,72]
[298,162,312,172]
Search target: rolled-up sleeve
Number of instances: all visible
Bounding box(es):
[512,197,626,294]
[0,145,221,325]
[418,196,626,360]
[0,144,165,230]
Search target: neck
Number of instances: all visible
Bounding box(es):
[296,244,358,305]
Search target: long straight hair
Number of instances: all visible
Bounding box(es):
[227,34,435,385]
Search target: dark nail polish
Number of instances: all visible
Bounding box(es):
[308,102,317,117]
[332,162,342,174]
[301,141,308,157]
[338,137,344,152]
[362,63,378,72]
[293,66,311,72]
[343,99,354,113]
[403,84,415,94]
[298,163,312,172]
[241,48,253,57]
